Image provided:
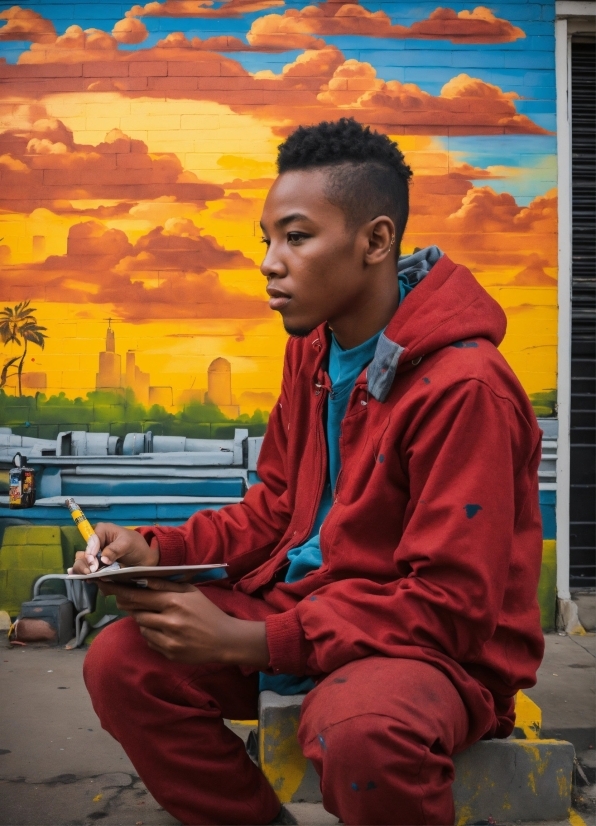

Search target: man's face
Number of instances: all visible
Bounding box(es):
[259,168,370,337]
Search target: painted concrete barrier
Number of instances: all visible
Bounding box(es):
[258,691,574,824]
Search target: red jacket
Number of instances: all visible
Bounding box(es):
[143,254,544,743]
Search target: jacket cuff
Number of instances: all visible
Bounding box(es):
[136,526,186,567]
[265,609,311,675]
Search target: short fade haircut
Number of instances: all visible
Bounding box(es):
[277,118,413,248]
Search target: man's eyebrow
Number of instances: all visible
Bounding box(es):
[260,213,310,233]
[276,212,309,228]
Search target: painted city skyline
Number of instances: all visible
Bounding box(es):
[2,315,273,416]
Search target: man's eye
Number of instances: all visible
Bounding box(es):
[287,232,307,245]
[261,237,270,246]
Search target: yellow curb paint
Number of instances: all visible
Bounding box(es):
[259,717,308,803]
[455,804,473,826]
[557,766,572,799]
[569,809,589,826]
[230,720,258,726]
[515,690,542,740]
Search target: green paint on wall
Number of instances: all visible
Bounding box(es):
[0,526,64,615]
[539,540,557,631]
[530,389,557,418]
[0,389,268,441]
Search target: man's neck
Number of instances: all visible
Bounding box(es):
[330,267,400,350]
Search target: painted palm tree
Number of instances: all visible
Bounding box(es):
[0,301,48,396]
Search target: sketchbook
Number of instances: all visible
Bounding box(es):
[67,563,227,583]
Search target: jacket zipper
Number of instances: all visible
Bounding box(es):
[333,383,368,503]
[298,380,329,545]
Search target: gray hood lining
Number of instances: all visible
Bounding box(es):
[367,246,443,402]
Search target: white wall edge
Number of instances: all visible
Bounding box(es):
[555,17,572,601]
[556,1,596,17]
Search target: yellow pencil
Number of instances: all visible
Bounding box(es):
[65,498,98,558]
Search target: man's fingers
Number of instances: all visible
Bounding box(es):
[134,610,169,630]
[138,626,174,657]
[92,523,127,565]
[139,578,195,593]
[69,550,91,575]
[98,582,171,612]
[84,524,122,571]
[84,534,100,572]
[93,523,116,545]
[85,534,100,557]
[86,535,112,571]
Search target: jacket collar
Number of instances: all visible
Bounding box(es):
[368,248,507,402]
[307,246,507,404]
[368,246,443,402]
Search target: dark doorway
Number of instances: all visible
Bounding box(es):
[570,37,596,587]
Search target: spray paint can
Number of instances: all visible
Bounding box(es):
[9,452,36,509]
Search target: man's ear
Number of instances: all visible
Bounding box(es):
[363,216,396,265]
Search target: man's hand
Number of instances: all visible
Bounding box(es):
[68,523,159,575]
[98,579,270,669]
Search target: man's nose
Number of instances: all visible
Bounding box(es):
[260,242,287,279]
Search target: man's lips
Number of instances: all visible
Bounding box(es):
[267,288,291,311]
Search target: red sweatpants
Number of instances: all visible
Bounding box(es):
[84,586,474,826]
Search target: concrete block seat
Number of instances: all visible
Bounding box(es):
[257,690,574,825]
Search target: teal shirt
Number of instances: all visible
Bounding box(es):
[259,329,381,694]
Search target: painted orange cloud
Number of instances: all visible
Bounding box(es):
[19,25,118,54]
[112,17,149,45]
[403,155,505,237]
[255,62,548,135]
[409,6,525,42]
[114,217,254,273]
[127,0,214,13]
[407,173,485,231]
[509,253,557,286]
[0,119,223,211]
[0,6,57,44]
[157,29,326,51]
[211,192,263,220]
[1,220,269,321]
[126,0,284,19]
[404,185,558,271]
[247,2,525,47]
[446,186,557,233]
[158,31,249,50]
[50,201,137,218]
[448,161,500,179]
[262,44,344,83]
[222,176,276,189]
[59,220,134,265]
[3,39,548,136]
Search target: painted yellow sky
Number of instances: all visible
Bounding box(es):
[40,94,279,185]
[0,94,557,409]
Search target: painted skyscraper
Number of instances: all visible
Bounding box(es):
[96,325,121,390]
[206,358,239,419]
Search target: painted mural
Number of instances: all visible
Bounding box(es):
[0,0,558,439]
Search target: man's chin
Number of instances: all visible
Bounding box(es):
[283,321,317,338]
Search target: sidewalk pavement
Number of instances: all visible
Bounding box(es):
[0,632,594,826]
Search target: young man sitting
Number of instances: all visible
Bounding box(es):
[74,118,544,826]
